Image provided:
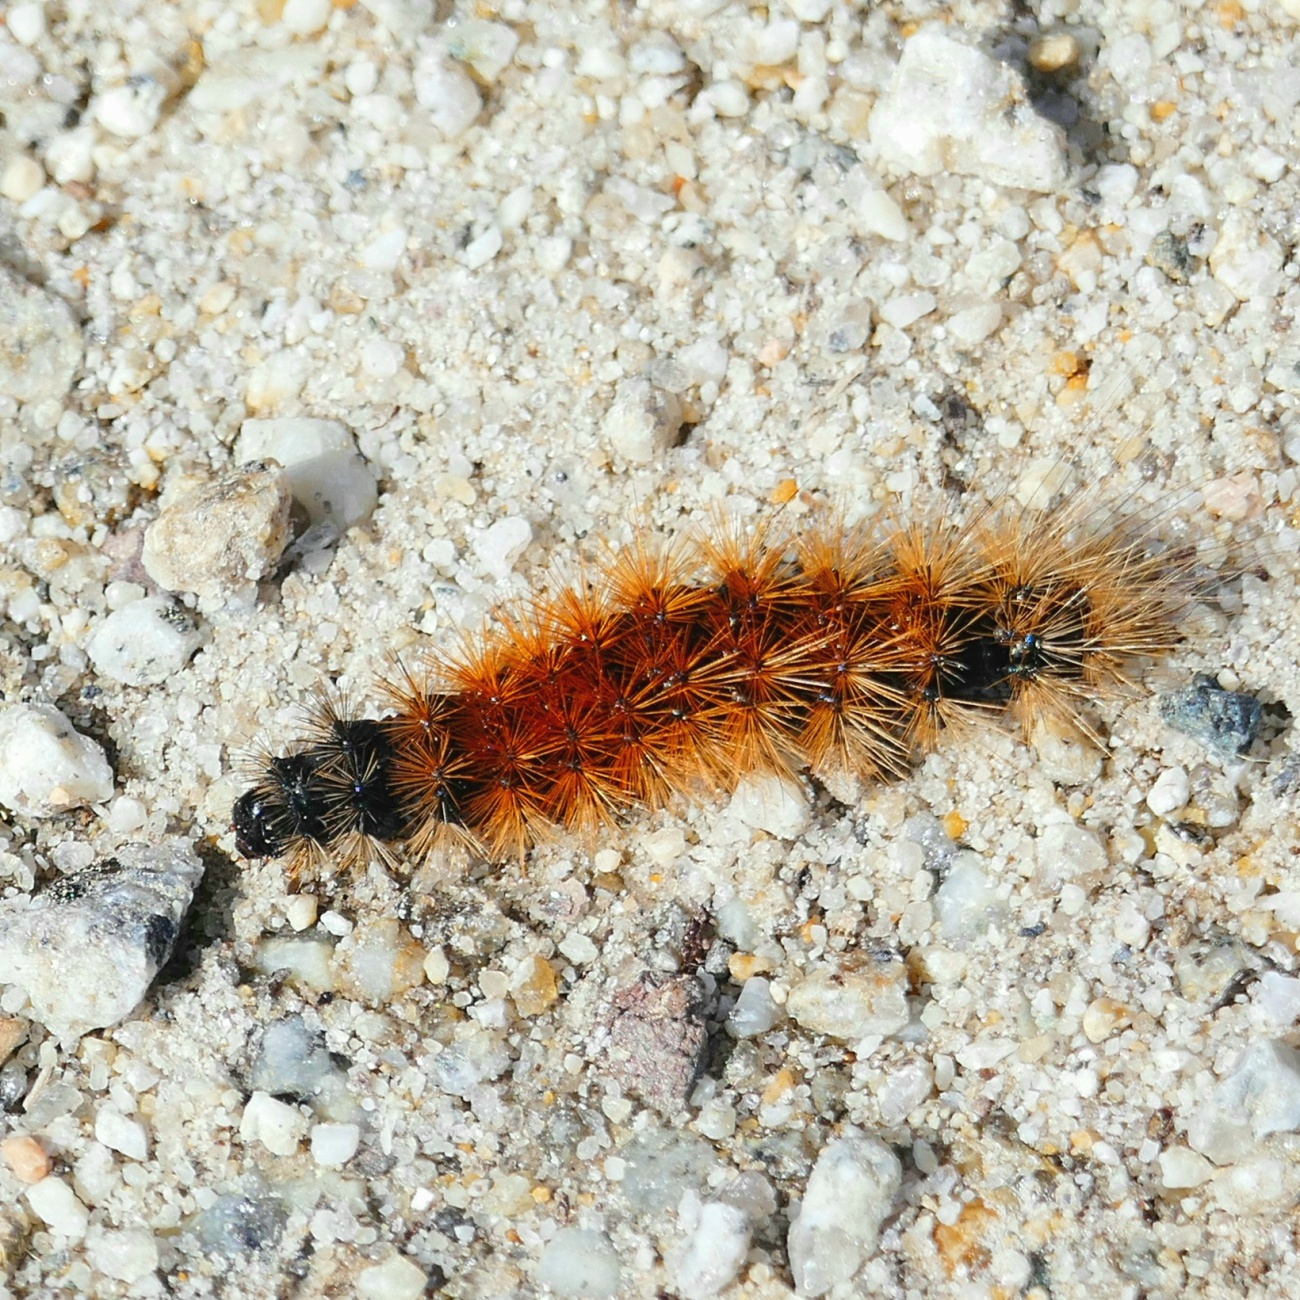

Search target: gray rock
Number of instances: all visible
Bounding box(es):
[1159,674,1262,757]
[0,842,203,1040]
[141,463,292,608]
[191,1192,287,1256]
[250,1015,353,1118]
[0,267,82,406]
[620,1127,720,1215]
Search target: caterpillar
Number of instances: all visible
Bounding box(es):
[232,491,1199,881]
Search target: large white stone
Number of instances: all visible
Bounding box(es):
[0,703,113,818]
[869,25,1066,193]
[0,842,203,1041]
[788,1134,902,1296]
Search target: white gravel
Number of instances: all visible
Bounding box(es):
[1,0,1300,1296]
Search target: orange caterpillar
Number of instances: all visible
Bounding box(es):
[232,500,1195,876]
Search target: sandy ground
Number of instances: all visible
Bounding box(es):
[2,0,1300,1296]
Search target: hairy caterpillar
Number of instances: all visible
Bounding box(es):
[232,492,1199,881]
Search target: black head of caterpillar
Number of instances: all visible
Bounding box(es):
[230,498,1207,880]
[233,710,417,866]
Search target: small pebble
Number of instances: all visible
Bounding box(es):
[1202,473,1258,523]
[1254,972,1300,1030]
[1186,1040,1300,1163]
[93,81,167,139]
[6,2,46,45]
[1027,31,1081,73]
[932,852,1007,942]
[429,1026,511,1097]
[0,1017,26,1066]
[729,773,811,840]
[946,302,1002,347]
[602,378,683,463]
[423,945,450,983]
[310,1122,361,1167]
[0,154,44,203]
[728,976,781,1038]
[332,918,427,1006]
[142,463,292,608]
[462,226,502,269]
[86,597,203,687]
[1,1135,52,1183]
[879,292,937,330]
[358,228,407,272]
[1034,823,1107,888]
[1159,675,1262,757]
[1158,1146,1214,1190]
[251,1014,351,1115]
[1174,939,1247,1003]
[788,1134,902,1296]
[85,1227,159,1284]
[1032,714,1104,784]
[94,1106,149,1161]
[857,188,909,241]
[1146,766,1191,817]
[875,1059,933,1126]
[26,1176,90,1239]
[601,972,706,1112]
[628,32,686,75]
[360,337,405,380]
[191,1193,287,1256]
[1210,211,1283,302]
[255,935,335,993]
[558,932,599,966]
[1081,997,1132,1044]
[357,1253,428,1300]
[621,1127,720,1214]
[52,450,134,529]
[702,80,749,118]
[446,20,519,83]
[0,266,82,406]
[235,417,378,531]
[0,703,113,817]
[239,1091,307,1157]
[280,0,331,37]
[1146,229,1197,283]
[0,841,203,1040]
[45,126,97,184]
[474,515,533,581]
[786,955,909,1042]
[414,52,482,139]
[1211,1155,1291,1214]
[285,894,318,932]
[537,1227,621,1299]
[670,1199,750,1297]
[510,954,559,1017]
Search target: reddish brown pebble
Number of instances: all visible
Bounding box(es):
[2,1135,52,1184]
[600,972,706,1113]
